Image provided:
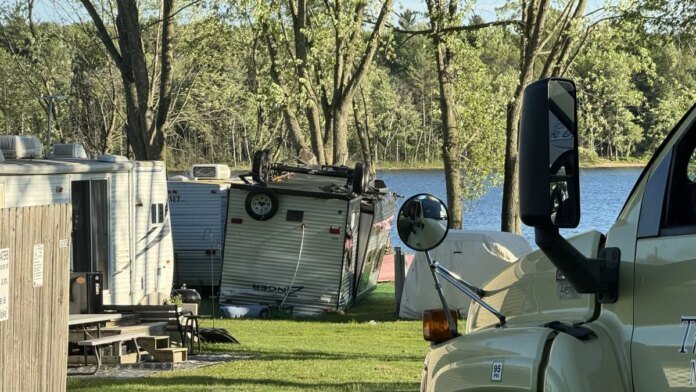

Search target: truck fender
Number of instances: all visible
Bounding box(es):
[543,330,626,391]
[425,327,556,391]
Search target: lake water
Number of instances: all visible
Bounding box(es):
[378,167,643,250]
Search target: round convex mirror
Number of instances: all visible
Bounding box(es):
[397,194,450,252]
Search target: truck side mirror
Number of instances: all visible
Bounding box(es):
[519,78,580,228]
[518,78,620,303]
[397,194,449,252]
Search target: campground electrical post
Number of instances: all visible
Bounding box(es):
[41,94,68,153]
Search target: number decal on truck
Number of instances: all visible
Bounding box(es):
[491,361,503,382]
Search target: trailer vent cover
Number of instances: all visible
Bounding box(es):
[0,135,42,159]
[50,143,88,159]
[191,164,231,180]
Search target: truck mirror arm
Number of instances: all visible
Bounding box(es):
[535,226,620,304]
[425,252,460,337]
[433,261,507,326]
[433,263,486,297]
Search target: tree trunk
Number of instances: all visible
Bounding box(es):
[501,94,524,233]
[501,0,551,233]
[352,95,376,173]
[426,0,463,230]
[306,105,325,164]
[80,0,174,161]
[287,0,326,162]
[433,35,463,229]
[332,105,350,165]
[150,0,174,161]
[263,23,309,153]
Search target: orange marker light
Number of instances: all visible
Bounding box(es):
[422,309,458,343]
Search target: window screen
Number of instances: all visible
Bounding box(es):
[158,203,164,223]
[151,204,158,224]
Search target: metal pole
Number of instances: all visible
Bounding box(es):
[211,234,216,328]
[203,227,216,328]
[394,247,405,314]
[46,99,53,149]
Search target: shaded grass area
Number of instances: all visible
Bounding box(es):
[67,283,427,391]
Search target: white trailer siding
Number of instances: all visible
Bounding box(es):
[220,188,360,315]
[133,162,174,305]
[104,170,132,305]
[167,181,229,289]
[0,158,173,306]
[0,167,133,304]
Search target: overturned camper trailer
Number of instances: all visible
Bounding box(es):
[219,152,396,316]
[0,135,174,306]
[168,164,232,293]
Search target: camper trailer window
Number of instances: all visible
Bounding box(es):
[151,203,166,225]
[151,204,158,224]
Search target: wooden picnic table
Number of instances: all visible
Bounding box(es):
[68,313,136,326]
[68,313,140,373]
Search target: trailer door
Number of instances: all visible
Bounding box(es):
[71,179,110,288]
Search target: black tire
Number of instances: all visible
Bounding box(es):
[251,150,271,182]
[245,188,279,221]
[352,162,368,194]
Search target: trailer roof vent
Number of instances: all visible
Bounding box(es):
[169,175,189,182]
[190,164,231,180]
[97,154,129,163]
[0,135,43,159]
[50,143,88,159]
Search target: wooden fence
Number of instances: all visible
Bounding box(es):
[0,204,72,392]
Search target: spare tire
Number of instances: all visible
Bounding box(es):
[352,162,368,194]
[245,188,279,221]
[252,150,271,182]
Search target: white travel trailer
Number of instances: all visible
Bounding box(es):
[168,164,232,293]
[0,135,174,306]
[219,154,396,316]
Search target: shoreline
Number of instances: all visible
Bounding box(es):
[168,159,646,173]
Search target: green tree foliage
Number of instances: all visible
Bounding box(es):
[0,0,694,225]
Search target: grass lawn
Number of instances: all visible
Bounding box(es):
[67,283,428,392]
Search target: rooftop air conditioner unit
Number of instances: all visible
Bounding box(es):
[97,155,129,163]
[190,164,231,180]
[0,135,43,159]
[50,143,88,159]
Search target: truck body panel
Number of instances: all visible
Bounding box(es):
[466,230,602,332]
[424,327,555,391]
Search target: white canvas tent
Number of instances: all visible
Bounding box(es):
[399,230,532,320]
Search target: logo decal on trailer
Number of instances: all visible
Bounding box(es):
[491,361,503,382]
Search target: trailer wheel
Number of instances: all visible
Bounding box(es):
[252,150,271,182]
[245,189,279,221]
[352,162,369,194]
